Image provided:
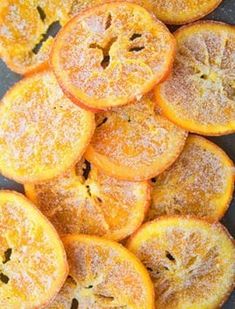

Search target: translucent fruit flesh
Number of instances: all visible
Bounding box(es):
[25,158,150,241]
[0,191,68,308]
[148,135,234,222]
[128,216,235,309]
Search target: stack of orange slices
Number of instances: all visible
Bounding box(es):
[0,1,234,308]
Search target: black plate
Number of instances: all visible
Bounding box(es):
[0,0,234,307]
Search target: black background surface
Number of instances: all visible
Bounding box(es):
[0,0,234,307]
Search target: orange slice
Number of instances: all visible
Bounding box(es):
[0,71,95,184]
[0,190,68,308]
[148,135,234,222]
[51,2,175,111]
[48,234,155,308]
[156,21,235,136]
[128,216,235,309]
[85,92,187,181]
[25,158,150,241]
[0,0,73,75]
[69,0,223,25]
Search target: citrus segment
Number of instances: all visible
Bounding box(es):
[0,71,95,184]
[0,190,68,308]
[25,158,150,241]
[51,2,175,110]
[0,0,73,75]
[148,135,234,222]
[128,216,235,309]
[52,234,155,309]
[85,93,187,181]
[156,21,235,135]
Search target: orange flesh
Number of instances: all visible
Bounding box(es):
[0,0,73,75]
[128,217,235,309]
[85,92,187,181]
[25,158,149,241]
[0,71,95,184]
[56,235,155,309]
[156,22,235,135]
[0,191,68,308]
[148,135,234,222]
[51,2,175,110]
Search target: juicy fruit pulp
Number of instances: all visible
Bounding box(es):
[0,191,68,308]
[128,217,235,309]
[156,21,235,135]
[148,135,234,222]
[50,235,155,309]
[86,92,187,181]
[25,158,149,241]
[51,2,175,110]
[0,71,95,183]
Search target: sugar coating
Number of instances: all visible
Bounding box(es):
[148,135,233,221]
[160,23,235,128]
[55,2,174,105]
[0,71,93,182]
[59,238,151,308]
[130,219,235,308]
[90,93,186,174]
[0,193,66,307]
[0,0,73,73]
[30,158,148,241]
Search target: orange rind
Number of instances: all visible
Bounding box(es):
[49,234,155,309]
[156,21,235,136]
[85,92,187,181]
[25,158,150,241]
[128,216,235,309]
[148,135,234,222]
[51,2,175,111]
[0,71,95,184]
[0,190,68,308]
[0,0,73,75]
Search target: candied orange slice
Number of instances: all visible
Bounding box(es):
[85,93,187,181]
[51,2,175,111]
[148,135,234,222]
[0,0,73,75]
[25,158,150,241]
[156,21,235,135]
[48,234,155,308]
[0,71,95,184]
[0,190,68,308]
[69,0,223,25]
[128,216,235,309]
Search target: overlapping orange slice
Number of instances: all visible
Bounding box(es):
[0,190,68,308]
[51,2,175,111]
[25,158,150,241]
[0,71,95,184]
[156,21,235,135]
[47,234,154,308]
[0,0,73,75]
[148,135,234,222]
[128,216,235,309]
[85,92,187,181]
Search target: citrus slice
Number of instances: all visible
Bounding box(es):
[128,216,235,309]
[0,71,95,184]
[51,2,175,111]
[148,135,234,222]
[49,234,155,309]
[69,0,223,25]
[155,21,235,135]
[0,0,73,75]
[25,158,150,241]
[85,92,187,181]
[0,190,68,308]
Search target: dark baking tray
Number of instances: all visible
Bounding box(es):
[0,0,234,307]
